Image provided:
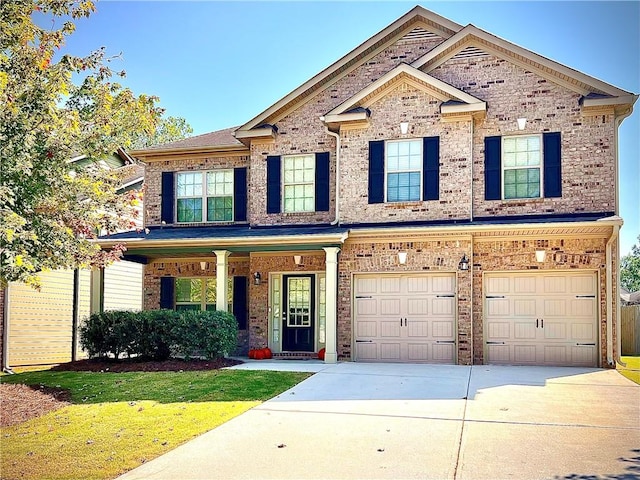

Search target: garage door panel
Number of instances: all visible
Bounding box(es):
[356,298,377,315]
[514,322,536,339]
[514,299,536,316]
[407,321,428,337]
[485,272,598,367]
[380,321,401,338]
[380,277,401,293]
[432,343,454,362]
[432,298,454,316]
[543,322,566,340]
[357,321,377,338]
[380,298,401,315]
[488,322,510,339]
[354,273,456,363]
[407,298,429,315]
[432,321,453,338]
[487,299,510,316]
[407,343,429,361]
[380,343,401,360]
[514,345,537,363]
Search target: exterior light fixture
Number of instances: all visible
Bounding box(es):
[458,254,470,271]
[517,118,527,130]
[294,255,302,266]
[253,272,262,285]
[400,122,409,134]
[535,250,546,263]
[398,251,408,265]
[200,261,207,271]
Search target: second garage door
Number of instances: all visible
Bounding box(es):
[354,273,456,363]
[484,271,598,367]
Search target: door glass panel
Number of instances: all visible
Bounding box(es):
[287,277,311,327]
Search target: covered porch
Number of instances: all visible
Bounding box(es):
[97,225,347,363]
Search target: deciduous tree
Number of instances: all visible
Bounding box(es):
[621,235,640,293]
[0,0,163,287]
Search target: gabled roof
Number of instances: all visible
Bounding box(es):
[236,6,463,135]
[322,63,485,127]
[411,24,634,100]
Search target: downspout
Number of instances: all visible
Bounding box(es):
[2,286,14,374]
[321,120,341,226]
[469,115,474,222]
[605,224,619,367]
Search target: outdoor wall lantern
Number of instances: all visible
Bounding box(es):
[398,251,408,265]
[294,255,303,266]
[517,118,527,130]
[400,121,409,135]
[253,272,262,285]
[458,254,470,271]
[535,250,546,263]
[200,261,207,271]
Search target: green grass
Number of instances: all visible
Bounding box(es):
[1,369,311,480]
[0,369,309,403]
[618,356,640,384]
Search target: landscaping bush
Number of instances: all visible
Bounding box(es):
[79,310,238,361]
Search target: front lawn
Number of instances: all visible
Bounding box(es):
[618,356,640,384]
[1,368,310,480]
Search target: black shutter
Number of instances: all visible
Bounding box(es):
[423,136,440,201]
[315,152,330,212]
[161,172,175,223]
[543,132,562,198]
[232,276,248,330]
[484,136,502,200]
[266,156,281,214]
[234,167,247,221]
[160,277,175,309]
[368,140,385,204]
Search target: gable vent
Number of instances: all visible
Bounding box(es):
[398,27,442,44]
[452,46,490,59]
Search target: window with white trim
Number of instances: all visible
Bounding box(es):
[176,170,234,223]
[502,135,542,199]
[175,278,217,311]
[283,155,315,213]
[386,140,422,202]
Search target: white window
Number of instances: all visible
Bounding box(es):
[176,170,233,222]
[175,278,216,311]
[283,155,315,213]
[386,140,422,202]
[502,135,542,199]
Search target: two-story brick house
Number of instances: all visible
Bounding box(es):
[99,6,637,367]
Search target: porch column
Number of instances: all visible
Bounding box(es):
[323,247,340,363]
[214,250,230,312]
[89,267,104,314]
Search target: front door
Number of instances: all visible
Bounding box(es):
[282,275,315,351]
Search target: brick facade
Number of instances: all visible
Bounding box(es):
[128,9,631,367]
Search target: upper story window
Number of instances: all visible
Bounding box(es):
[283,154,315,213]
[386,140,422,202]
[484,132,561,202]
[176,170,233,223]
[502,135,541,199]
[368,137,440,205]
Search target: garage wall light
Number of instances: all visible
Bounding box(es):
[398,251,408,265]
[458,254,469,271]
[253,272,262,285]
[535,250,546,263]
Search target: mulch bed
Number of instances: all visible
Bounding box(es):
[0,384,71,427]
[49,357,243,372]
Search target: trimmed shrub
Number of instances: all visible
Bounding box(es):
[79,309,238,361]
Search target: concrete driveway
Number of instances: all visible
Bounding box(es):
[118,362,639,480]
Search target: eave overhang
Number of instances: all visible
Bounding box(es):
[233,124,278,146]
[131,144,249,162]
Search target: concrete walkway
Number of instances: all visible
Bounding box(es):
[118,362,640,480]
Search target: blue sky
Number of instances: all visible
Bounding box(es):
[60,1,639,254]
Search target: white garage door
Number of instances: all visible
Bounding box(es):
[354,273,456,363]
[484,272,598,367]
